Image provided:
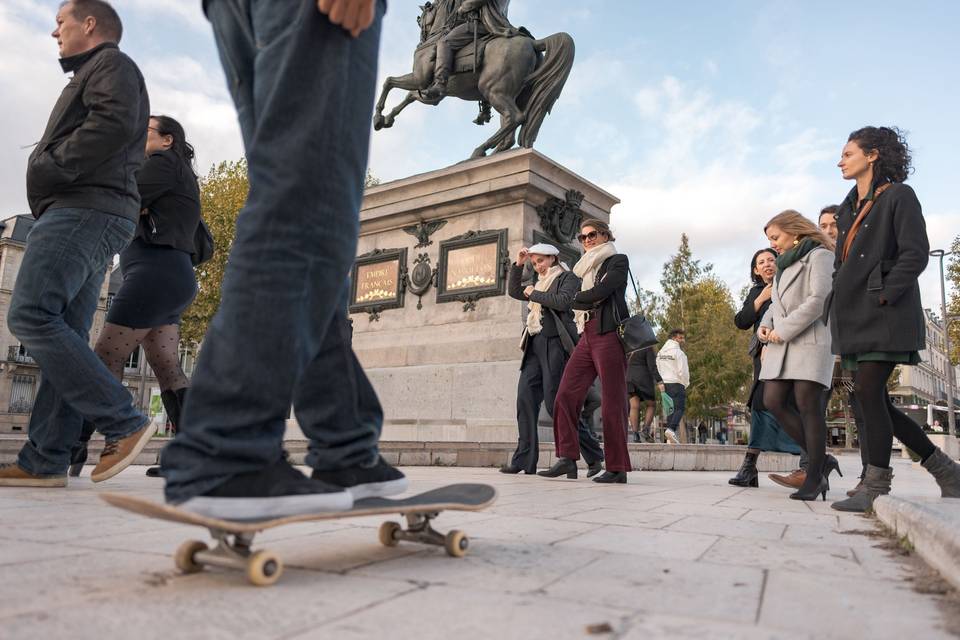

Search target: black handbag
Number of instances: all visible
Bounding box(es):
[613,266,658,355]
[191,218,215,267]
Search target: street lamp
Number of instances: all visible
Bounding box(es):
[930,249,956,437]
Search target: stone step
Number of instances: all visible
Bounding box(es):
[873,495,960,591]
[0,435,800,471]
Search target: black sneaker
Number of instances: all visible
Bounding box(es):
[176,458,353,520]
[311,456,408,500]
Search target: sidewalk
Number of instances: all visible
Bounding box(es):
[0,454,956,639]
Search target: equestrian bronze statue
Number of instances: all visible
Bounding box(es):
[373,0,575,159]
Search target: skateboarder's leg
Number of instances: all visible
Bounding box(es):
[161,0,385,515]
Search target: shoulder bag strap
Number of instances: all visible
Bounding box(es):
[841,183,892,262]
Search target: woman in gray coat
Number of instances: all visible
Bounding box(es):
[758,210,837,501]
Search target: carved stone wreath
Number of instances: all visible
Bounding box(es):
[536,189,585,245]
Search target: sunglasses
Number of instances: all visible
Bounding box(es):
[577,231,600,243]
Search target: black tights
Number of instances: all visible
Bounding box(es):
[854,361,935,468]
[764,380,827,491]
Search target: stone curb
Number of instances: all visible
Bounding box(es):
[873,495,960,591]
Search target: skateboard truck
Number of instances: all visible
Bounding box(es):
[378,512,469,558]
[175,529,284,587]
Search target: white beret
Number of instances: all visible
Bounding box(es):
[527,243,560,256]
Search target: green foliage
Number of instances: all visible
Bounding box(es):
[180,159,249,345]
[636,235,752,420]
[947,235,960,364]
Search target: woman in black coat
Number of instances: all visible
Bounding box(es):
[70,115,202,477]
[627,346,662,443]
[501,244,604,476]
[728,248,806,487]
[830,126,960,511]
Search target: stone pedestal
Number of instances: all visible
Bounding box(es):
[351,148,619,442]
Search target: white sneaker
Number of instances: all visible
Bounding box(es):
[664,429,679,444]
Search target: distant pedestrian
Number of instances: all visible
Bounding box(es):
[829,126,960,511]
[69,114,202,478]
[501,243,603,476]
[656,329,689,444]
[758,210,840,501]
[730,248,804,488]
[627,346,662,443]
[0,0,154,488]
[539,220,632,483]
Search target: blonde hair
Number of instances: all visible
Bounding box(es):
[764,209,836,252]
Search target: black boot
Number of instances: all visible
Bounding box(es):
[421,69,449,100]
[537,458,577,479]
[499,465,522,474]
[592,471,627,484]
[587,461,603,478]
[728,452,759,487]
[632,431,641,443]
[68,443,88,478]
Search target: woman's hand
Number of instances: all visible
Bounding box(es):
[757,284,773,304]
[757,326,771,343]
[767,329,784,344]
[515,247,529,266]
[523,285,535,298]
[317,0,376,37]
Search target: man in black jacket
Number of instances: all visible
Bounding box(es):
[0,0,153,488]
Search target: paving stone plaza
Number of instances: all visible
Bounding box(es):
[1,453,957,639]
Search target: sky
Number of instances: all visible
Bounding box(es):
[2,0,959,310]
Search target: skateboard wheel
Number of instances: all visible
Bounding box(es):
[379,521,401,547]
[444,530,468,558]
[246,550,283,587]
[174,540,208,573]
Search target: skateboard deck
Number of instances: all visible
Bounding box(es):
[101,483,496,586]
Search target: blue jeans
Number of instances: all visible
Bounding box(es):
[664,383,686,431]
[162,0,386,502]
[8,208,146,475]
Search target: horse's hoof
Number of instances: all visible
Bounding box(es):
[470,149,487,160]
[373,114,385,131]
[383,116,395,128]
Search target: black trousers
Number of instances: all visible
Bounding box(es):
[512,333,603,473]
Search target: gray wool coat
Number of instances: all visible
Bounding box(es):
[758,246,835,387]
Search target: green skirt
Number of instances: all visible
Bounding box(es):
[840,351,921,371]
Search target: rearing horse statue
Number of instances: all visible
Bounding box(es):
[373,2,575,159]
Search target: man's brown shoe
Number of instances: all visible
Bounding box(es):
[768,469,805,490]
[0,463,66,487]
[91,422,155,483]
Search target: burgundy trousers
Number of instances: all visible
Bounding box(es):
[553,318,632,472]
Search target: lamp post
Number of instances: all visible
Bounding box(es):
[930,249,956,437]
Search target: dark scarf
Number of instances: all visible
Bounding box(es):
[775,237,820,283]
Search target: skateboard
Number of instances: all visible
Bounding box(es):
[101,483,496,586]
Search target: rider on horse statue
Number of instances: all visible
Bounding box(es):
[422,0,521,100]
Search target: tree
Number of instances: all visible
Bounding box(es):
[180,159,249,344]
[179,163,382,344]
[947,235,960,364]
[652,236,752,420]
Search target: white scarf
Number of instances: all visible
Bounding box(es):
[525,264,567,336]
[572,242,618,333]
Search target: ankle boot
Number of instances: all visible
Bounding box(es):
[632,431,641,443]
[586,461,604,478]
[846,478,865,497]
[921,448,960,498]
[831,465,893,512]
[592,470,627,484]
[728,452,759,487]
[537,458,577,479]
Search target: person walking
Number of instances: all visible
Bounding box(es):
[729,248,805,487]
[157,0,407,520]
[757,210,840,501]
[69,114,202,478]
[829,127,960,512]
[501,243,604,476]
[627,346,662,443]
[539,220,632,483]
[0,0,154,488]
[656,330,689,444]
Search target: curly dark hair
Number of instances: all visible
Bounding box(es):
[847,126,912,184]
[749,248,777,286]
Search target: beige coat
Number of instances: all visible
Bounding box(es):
[759,246,834,387]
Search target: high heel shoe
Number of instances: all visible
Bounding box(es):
[823,454,843,480]
[537,457,577,479]
[789,475,829,501]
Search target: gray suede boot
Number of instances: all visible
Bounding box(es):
[921,448,960,498]
[831,465,893,512]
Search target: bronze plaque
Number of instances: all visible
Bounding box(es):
[354,259,400,305]
[444,243,498,292]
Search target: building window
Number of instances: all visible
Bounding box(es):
[125,348,141,372]
[9,374,37,413]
